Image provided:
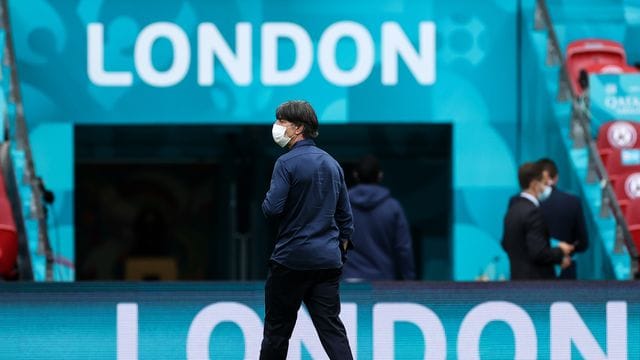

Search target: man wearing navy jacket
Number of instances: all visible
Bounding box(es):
[538,158,589,279]
[342,155,415,281]
[260,100,354,360]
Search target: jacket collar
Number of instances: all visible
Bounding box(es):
[520,192,539,207]
[290,138,315,150]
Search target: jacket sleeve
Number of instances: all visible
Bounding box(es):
[572,200,589,253]
[525,209,564,265]
[262,159,290,218]
[334,171,354,247]
[393,202,416,280]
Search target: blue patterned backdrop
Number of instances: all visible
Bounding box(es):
[9,0,521,280]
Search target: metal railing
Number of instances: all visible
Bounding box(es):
[535,0,640,278]
[0,0,53,280]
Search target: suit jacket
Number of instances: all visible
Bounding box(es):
[502,196,564,280]
[539,187,588,252]
[508,188,589,279]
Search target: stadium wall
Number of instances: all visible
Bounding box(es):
[11,0,521,280]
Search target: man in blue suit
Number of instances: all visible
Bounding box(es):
[537,158,589,279]
[260,100,354,359]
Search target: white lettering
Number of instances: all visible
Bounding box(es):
[134,22,190,87]
[197,23,252,86]
[87,23,133,86]
[186,302,262,360]
[605,96,616,108]
[318,21,374,86]
[117,303,138,360]
[373,303,446,360]
[604,96,640,115]
[261,22,313,85]
[550,301,627,360]
[457,301,537,360]
[342,303,358,357]
[289,303,358,359]
[89,21,437,87]
[113,300,630,359]
[382,21,436,85]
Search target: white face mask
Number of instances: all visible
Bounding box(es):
[272,123,291,148]
[538,185,552,202]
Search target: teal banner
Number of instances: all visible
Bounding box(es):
[589,73,640,137]
[1,282,639,359]
[11,0,520,281]
[10,0,517,125]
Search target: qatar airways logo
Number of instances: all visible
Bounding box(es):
[87,21,435,87]
[604,95,640,115]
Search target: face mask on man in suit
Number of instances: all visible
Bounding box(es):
[532,179,551,202]
[538,184,552,202]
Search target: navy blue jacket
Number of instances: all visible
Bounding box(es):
[341,184,415,280]
[539,187,588,253]
[262,139,354,270]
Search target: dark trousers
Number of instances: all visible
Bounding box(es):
[259,261,353,360]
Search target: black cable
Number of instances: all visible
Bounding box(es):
[46,202,63,280]
[37,177,65,280]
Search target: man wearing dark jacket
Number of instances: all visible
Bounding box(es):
[502,162,574,280]
[538,158,589,279]
[260,101,354,360]
[342,155,415,281]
